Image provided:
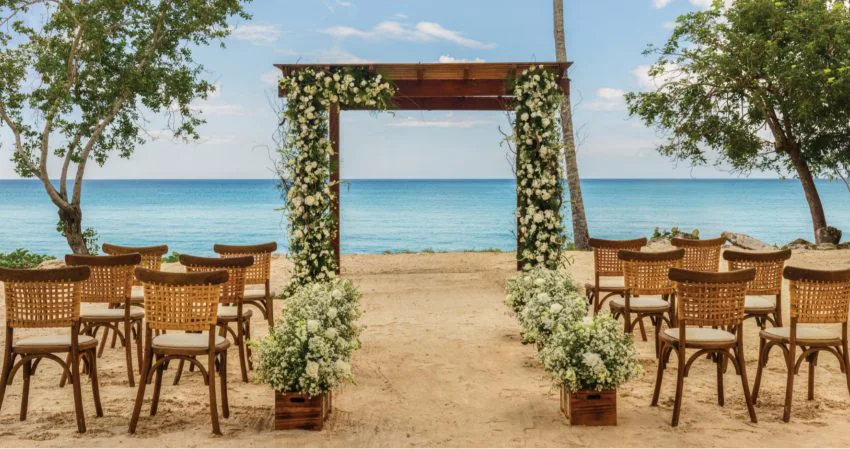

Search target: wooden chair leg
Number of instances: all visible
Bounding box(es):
[807,352,818,401]
[716,353,725,406]
[220,352,229,419]
[672,347,686,427]
[207,350,221,435]
[59,353,71,388]
[783,343,796,423]
[0,346,13,413]
[129,345,153,434]
[125,320,136,387]
[20,359,31,421]
[70,348,86,433]
[752,338,767,403]
[265,286,274,327]
[774,294,783,327]
[735,344,757,423]
[150,355,164,416]
[88,351,103,417]
[135,322,143,369]
[245,320,254,371]
[652,343,669,406]
[236,321,249,383]
[173,359,185,386]
[637,317,648,342]
[97,328,109,358]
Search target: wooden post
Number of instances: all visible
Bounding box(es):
[329,105,341,274]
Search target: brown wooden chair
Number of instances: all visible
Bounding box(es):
[176,254,254,383]
[653,267,758,427]
[129,268,231,435]
[613,248,684,356]
[102,243,169,308]
[585,237,647,315]
[723,249,792,329]
[64,253,144,387]
[671,236,726,272]
[214,242,277,326]
[0,266,103,433]
[752,266,850,423]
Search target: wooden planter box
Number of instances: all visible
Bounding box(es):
[275,392,327,431]
[561,387,617,426]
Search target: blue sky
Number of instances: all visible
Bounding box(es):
[2,0,762,180]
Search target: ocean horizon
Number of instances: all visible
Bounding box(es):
[2,178,848,257]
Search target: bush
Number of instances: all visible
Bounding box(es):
[538,313,642,393]
[651,226,699,240]
[253,278,362,397]
[0,249,56,269]
[161,252,181,263]
[505,266,579,317]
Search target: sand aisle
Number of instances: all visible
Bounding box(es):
[0,250,849,447]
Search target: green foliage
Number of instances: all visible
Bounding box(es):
[651,227,700,240]
[55,220,99,255]
[0,249,55,269]
[161,251,181,263]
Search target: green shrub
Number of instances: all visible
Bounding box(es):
[651,226,699,240]
[0,249,56,269]
[161,252,181,263]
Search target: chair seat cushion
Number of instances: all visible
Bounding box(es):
[662,328,736,344]
[761,327,841,344]
[585,277,625,291]
[81,305,144,320]
[14,335,97,350]
[152,333,229,351]
[610,296,669,312]
[244,286,275,300]
[131,285,144,301]
[744,296,776,312]
[218,305,253,320]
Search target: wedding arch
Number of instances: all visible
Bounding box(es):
[274,62,572,291]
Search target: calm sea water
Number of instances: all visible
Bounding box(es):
[1,179,848,257]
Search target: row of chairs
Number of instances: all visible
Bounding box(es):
[584,236,850,425]
[0,242,277,434]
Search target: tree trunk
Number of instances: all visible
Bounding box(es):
[787,143,830,243]
[553,0,590,250]
[58,204,90,255]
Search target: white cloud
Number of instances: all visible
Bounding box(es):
[437,55,485,63]
[653,0,674,8]
[663,20,677,29]
[261,70,280,86]
[191,103,246,116]
[394,13,408,19]
[632,63,688,89]
[389,114,492,129]
[585,88,627,112]
[321,21,495,49]
[229,24,281,45]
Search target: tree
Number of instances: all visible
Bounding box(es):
[626,0,850,244]
[0,0,250,254]
[553,0,590,250]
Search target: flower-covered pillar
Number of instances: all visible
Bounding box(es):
[513,65,569,271]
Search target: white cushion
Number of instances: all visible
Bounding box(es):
[611,296,670,312]
[761,327,840,343]
[663,327,736,344]
[744,296,776,311]
[244,286,275,300]
[131,286,144,301]
[218,305,253,320]
[14,335,97,349]
[152,333,228,351]
[81,305,144,320]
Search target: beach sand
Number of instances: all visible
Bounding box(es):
[1,249,850,447]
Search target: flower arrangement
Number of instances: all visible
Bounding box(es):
[538,313,642,393]
[518,287,586,345]
[254,278,363,397]
[512,65,568,270]
[505,266,579,317]
[277,68,396,293]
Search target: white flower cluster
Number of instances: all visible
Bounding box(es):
[512,65,568,270]
[505,266,585,345]
[538,313,642,393]
[253,278,363,397]
[278,68,396,292]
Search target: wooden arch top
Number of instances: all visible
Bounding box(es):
[274,62,571,111]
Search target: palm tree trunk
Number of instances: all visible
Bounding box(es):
[553,0,590,250]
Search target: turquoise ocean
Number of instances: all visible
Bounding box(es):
[1,179,848,257]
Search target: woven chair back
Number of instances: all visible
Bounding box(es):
[589,237,647,277]
[669,268,755,328]
[619,249,684,296]
[214,242,276,286]
[179,255,253,306]
[0,266,90,328]
[135,268,227,332]
[784,267,850,324]
[671,236,726,272]
[65,253,140,305]
[723,249,791,295]
[102,243,169,286]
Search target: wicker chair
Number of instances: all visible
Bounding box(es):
[129,268,230,435]
[585,237,647,315]
[613,248,684,356]
[102,243,169,306]
[752,266,850,423]
[214,242,277,326]
[653,268,758,427]
[176,254,254,383]
[64,253,144,387]
[671,236,726,272]
[723,249,792,329]
[0,266,103,433]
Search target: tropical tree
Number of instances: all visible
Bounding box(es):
[553,0,590,250]
[626,0,850,244]
[0,0,250,254]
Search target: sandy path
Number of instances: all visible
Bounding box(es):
[0,250,849,447]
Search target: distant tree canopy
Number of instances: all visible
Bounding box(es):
[626,0,850,243]
[0,0,250,253]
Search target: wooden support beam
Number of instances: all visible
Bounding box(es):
[343,96,514,111]
[392,80,511,97]
[329,105,341,275]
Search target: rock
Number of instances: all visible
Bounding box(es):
[721,231,773,251]
[816,226,842,245]
[784,238,815,250]
[815,243,837,251]
[36,259,65,269]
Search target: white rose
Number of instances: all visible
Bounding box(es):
[550,303,564,314]
[307,320,320,333]
[324,327,339,340]
[306,361,320,378]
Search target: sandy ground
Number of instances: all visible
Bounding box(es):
[1,249,850,447]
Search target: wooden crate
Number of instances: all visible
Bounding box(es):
[561,387,617,426]
[275,392,327,431]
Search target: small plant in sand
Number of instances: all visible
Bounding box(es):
[505,266,580,317]
[254,278,362,396]
[539,313,642,393]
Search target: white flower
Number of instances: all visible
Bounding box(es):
[324,327,339,340]
[549,303,563,314]
[307,320,320,333]
[306,361,320,378]
[521,113,529,121]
